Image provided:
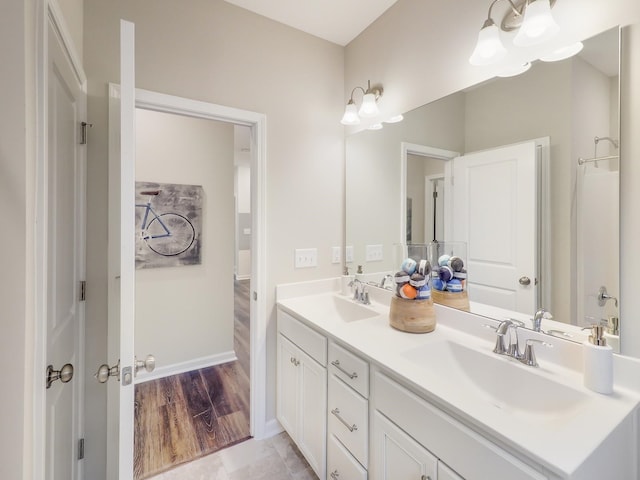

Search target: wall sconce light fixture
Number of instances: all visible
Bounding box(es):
[469,0,559,66]
[341,80,384,125]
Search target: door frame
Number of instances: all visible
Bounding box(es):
[400,142,458,244]
[107,86,268,451]
[33,1,88,479]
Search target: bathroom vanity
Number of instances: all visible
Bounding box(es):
[276,278,640,480]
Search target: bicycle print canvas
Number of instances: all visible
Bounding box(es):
[135,181,203,269]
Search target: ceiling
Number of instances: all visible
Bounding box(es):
[223,0,399,46]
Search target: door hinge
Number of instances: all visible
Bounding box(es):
[78,438,85,460]
[79,281,86,302]
[80,122,93,145]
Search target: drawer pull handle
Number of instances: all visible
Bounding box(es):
[290,357,300,366]
[331,408,358,432]
[331,360,358,379]
[330,470,340,479]
[421,476,432,480]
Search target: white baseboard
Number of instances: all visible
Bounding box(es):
[263,418,284,439]
[135,350,237,384]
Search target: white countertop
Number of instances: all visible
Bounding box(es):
[276,278,640,479]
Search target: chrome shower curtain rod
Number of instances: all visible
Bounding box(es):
[577,154,619,165]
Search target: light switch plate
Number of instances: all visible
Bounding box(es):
[331,246,341,264]
[366,244,384,262]
[345,246,354,263]
[295,248,317,268]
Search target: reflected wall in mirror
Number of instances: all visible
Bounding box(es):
[346,27,621,346]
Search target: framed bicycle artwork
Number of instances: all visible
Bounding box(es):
[135,181,203,269]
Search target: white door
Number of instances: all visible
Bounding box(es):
[452,141,537,314]
[105,19,137,480]
[45,17,86,480]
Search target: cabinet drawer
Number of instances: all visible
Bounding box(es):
[328,434,367,480]
[278,309,327,366]
[329,341,369,398]
[373,371,546,480]
[328,374,368,467]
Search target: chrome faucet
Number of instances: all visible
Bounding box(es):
[491,319,550,366]
[532,308,553,332]
[379,274,394,290]
[350,278,370,305]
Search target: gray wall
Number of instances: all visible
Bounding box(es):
[82,1,344,478]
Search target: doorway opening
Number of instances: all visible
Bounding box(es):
[107,84,268,478]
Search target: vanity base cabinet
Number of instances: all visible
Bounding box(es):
[373,370,547,480]
[277,332,327,479]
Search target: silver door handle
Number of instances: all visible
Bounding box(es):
[330,360,358,379]
[331,408,357,432]
[135,354,156,376]
[519,276,531,286]
[46,363,74,389]
[95,360,120,383]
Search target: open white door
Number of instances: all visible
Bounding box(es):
[452,141,537,314]
[106,19,136,480]
[44,12,87,480]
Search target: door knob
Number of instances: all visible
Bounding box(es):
[135,354,156,376]
[46,363,74,389]
[94,360,120,383]
[519,276,531,286]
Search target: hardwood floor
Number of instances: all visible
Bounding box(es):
[134,279,251,479]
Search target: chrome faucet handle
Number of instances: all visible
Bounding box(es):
[520,339,553,367]
[362,289,371,305]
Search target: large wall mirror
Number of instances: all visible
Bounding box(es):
[346,26,624,350]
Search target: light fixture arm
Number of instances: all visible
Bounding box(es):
[348,80,383,103]
[486,0,521,24]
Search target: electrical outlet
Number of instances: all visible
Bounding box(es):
[366,244,384,262]
[331,246,341,264]
[345,246,354,263]
[294,248,317,268]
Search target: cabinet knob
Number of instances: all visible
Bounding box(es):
[421,476,432,480]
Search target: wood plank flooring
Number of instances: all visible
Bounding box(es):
[134,279,251,479]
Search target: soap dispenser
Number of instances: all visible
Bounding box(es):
[582,325,613,394]
[355,265,364,282]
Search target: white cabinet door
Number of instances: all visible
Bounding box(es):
[277,334,299,437]
[298,347,327,479]
[372,411,438,480]
[438,461,464,480]
[277,332,327,479]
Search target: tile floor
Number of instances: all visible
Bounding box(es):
[148,432,318,480]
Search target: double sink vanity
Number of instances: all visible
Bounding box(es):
[276,278,640,480]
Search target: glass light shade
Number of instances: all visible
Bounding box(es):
[385,114,404,123]
[340,102,360,125]
[497,62,532,77]
[469,23,507,66]
[513,0,560,47]
[540,41,584,62]
[358,93,380,118]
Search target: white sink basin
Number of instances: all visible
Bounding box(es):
[401,340,588,415]
[281,294,381,323]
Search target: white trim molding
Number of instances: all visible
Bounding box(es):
[134,351,237,384]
